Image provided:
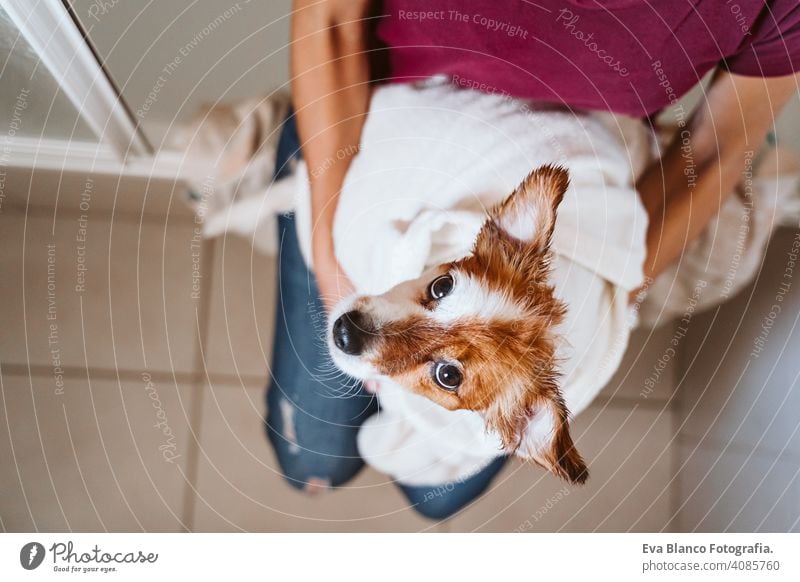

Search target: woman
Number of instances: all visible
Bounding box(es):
[266,0,800,519]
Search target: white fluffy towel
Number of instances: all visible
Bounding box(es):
[294,81,652,485]
[181,81,798,486]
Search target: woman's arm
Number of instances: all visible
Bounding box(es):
[636,70,799,289]
[291,0,373,311]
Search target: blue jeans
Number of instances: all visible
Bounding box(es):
[264,111,506,520]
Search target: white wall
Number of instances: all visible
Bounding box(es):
[0,6,95,142]
[70,0,292,145]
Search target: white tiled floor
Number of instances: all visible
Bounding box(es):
[448,404,675,532]
[2,174,797,532]
[674,443,800,532]
[0,207,201,374]
[677,229,800,457]
[190,381,434,532]
[674,229,800,532]
[203,236,277,379]
[0,372,193,532]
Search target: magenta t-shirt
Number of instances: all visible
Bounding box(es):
[377,0,800,116]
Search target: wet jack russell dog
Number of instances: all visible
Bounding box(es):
[327,165,588,484]
[174,83,789,486]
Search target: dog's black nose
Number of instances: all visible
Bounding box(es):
[332,311,371,356]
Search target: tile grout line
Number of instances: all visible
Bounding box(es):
[3,200,197,226]
[0,363,266,388]
[674,430,800,464]
[667,402,680,533]
[586,394,672,411]
[669,329,688,533]
[180,238,217,532]
[435,520,452,533]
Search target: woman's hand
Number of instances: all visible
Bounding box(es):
[291,0,373,313]
[634,69,799,296]
[312,229,355,312]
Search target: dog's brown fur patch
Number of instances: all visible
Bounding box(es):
[361,166,587,483]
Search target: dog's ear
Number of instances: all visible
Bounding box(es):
[517,396,588,484]
[485,378,588,485]
[486,164,569,252]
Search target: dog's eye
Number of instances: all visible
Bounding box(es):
[428,274,454,300]
[432,361,462,392]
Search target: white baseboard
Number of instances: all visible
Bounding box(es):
[5,136,185,179]
[1,0,150,158]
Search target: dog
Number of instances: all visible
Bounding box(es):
[327,164,588,484]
